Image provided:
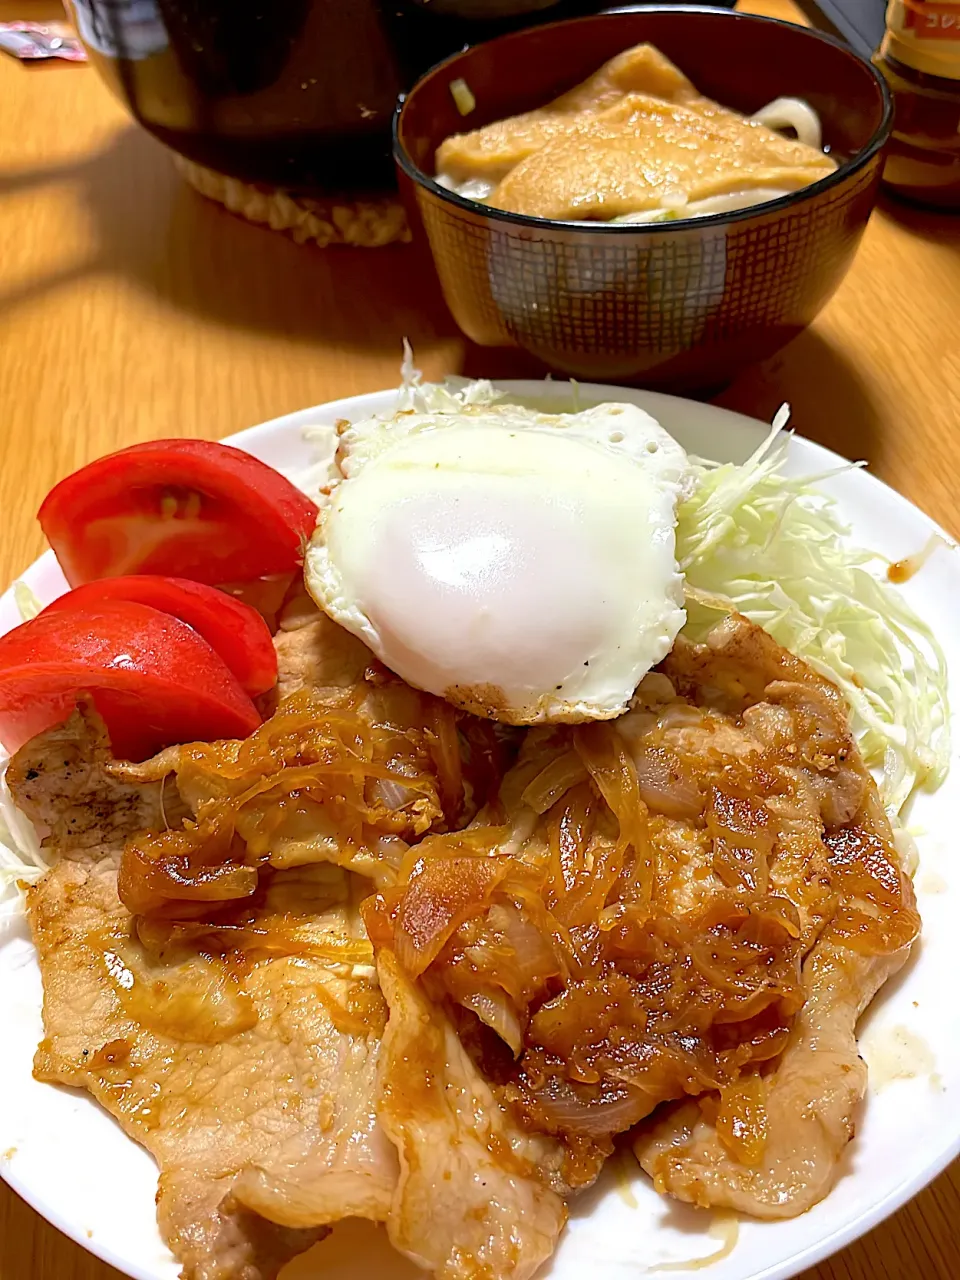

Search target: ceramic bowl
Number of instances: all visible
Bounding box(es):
[394,5,893,388]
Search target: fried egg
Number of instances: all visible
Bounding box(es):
[304,401,691,724]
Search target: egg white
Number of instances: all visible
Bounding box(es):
[304,401,691,724]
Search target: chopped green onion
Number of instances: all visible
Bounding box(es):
[450,78,476,117]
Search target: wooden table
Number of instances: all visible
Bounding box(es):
[0,0,958,1277]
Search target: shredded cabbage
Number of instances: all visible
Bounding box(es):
[0,582,48,925]
[13,580,41,621]
[397,339,501,414]
[677,418,950,817]
[0,749,47,926]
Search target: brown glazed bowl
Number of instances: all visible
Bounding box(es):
[394,6,893,389]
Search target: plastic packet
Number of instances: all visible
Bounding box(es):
[0,21,87,62]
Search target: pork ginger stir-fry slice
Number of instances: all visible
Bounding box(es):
[11,707,397,1280]
[367,616,919,1210]
[631,618,921,1215]
[11,604,920,1280]
[634,934,904,1216]
[117,613,510,908]
[377,952,567,1280]
[15,616,566,1280]
[111,612,555,1279]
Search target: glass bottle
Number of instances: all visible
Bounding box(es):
[875,0,960,209]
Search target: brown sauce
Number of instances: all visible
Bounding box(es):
[887,535,949,584]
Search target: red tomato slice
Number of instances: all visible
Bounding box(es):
[38,439,319,588]
[41,576,277,697]
[0,601,260,760]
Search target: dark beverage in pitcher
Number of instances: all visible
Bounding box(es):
[65,0,639,193]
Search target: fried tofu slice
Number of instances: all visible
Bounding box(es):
[436,43,703,185]
[491,96,834,220]
[436,42,834,220]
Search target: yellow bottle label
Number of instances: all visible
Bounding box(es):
[884,0,960,75]
[906,0,960,40]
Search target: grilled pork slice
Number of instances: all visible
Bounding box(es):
[634,935,903,1216]
[369,615,918,1210]
[14,612,551,1280]
[116,612,506,899]
[12,607,919,1280]
[115,609,562,1280]
[376,952,567,1280]
[11,707,395,1280]
[632,616,919,1216]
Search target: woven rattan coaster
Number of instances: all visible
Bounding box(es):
[174,155,411,248]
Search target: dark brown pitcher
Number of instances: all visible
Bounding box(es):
[65,0,735,195]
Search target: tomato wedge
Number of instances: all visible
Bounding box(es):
[38,439,319,587]
[41,576,277,697]
[0,601,260,760]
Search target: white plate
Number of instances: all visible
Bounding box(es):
[1,381,958,1280]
